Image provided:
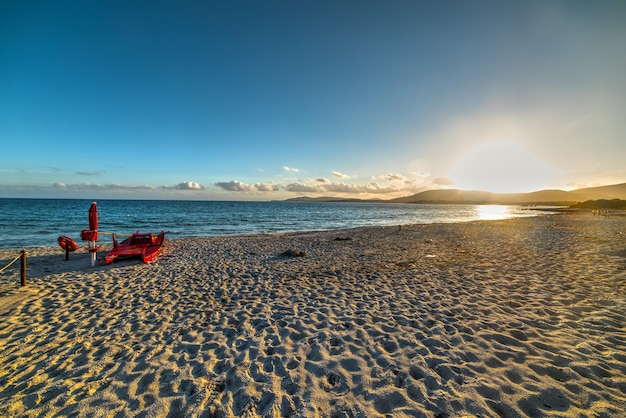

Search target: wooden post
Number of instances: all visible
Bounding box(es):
[20,250,26,287]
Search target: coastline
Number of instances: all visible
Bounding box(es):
[1,212,625,417]
[0,199,564,251]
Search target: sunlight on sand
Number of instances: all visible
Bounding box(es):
[1,214,625,417]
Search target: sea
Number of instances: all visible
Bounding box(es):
[0,199,554,250]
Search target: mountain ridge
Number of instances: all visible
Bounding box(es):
[285,182,626,205]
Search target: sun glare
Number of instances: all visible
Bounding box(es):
[477,205,509,220]
[450,140,555,193]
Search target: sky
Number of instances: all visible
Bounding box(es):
[1,0,625,200]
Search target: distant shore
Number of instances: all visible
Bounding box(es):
[286,182,626,205]
[1,212,625,417]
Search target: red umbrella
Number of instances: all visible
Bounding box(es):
[88,202,98,241]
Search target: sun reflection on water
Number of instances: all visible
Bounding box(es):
[477,205,510,220]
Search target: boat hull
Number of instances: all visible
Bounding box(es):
[104,231,165,265]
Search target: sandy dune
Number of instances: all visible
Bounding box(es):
[1,212,625,417]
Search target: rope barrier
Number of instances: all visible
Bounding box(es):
[0,250,26,286]
[0,252,22,274]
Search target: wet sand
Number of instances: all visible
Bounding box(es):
[0,212,625,417]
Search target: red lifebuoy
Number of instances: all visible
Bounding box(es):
[58,236,78,252]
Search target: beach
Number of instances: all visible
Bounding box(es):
[0,212,625,417]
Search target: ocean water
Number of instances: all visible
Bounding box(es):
[0,199,550,249]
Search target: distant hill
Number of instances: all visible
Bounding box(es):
[285,182,626,205]
[568,183,626,200]
[390,182,626,205]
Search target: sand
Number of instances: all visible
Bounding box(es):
[0,212,625,417]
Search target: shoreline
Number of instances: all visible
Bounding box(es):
[0,214,564,253]
[0,200,566,251]
[1,212,625,417]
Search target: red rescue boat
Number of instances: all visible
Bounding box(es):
[104,231,165,265]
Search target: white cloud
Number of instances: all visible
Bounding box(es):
[285,181,401,195]
[215,181,255,192]
[331,171,350,179]
[254,182,281,192]
[378,173,407,182]
[76,170,106,176]
[284,183,321,193]
[214,175,432,197]
[283,166,300,173]
[163,181,204,190]
[215,180,279,192]
[433,177,454,186]
[350,182,400,194]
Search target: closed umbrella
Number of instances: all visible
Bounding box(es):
[88,202,98,266]
[88,202,98,241]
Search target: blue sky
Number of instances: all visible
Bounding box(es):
[1,0,625,200]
